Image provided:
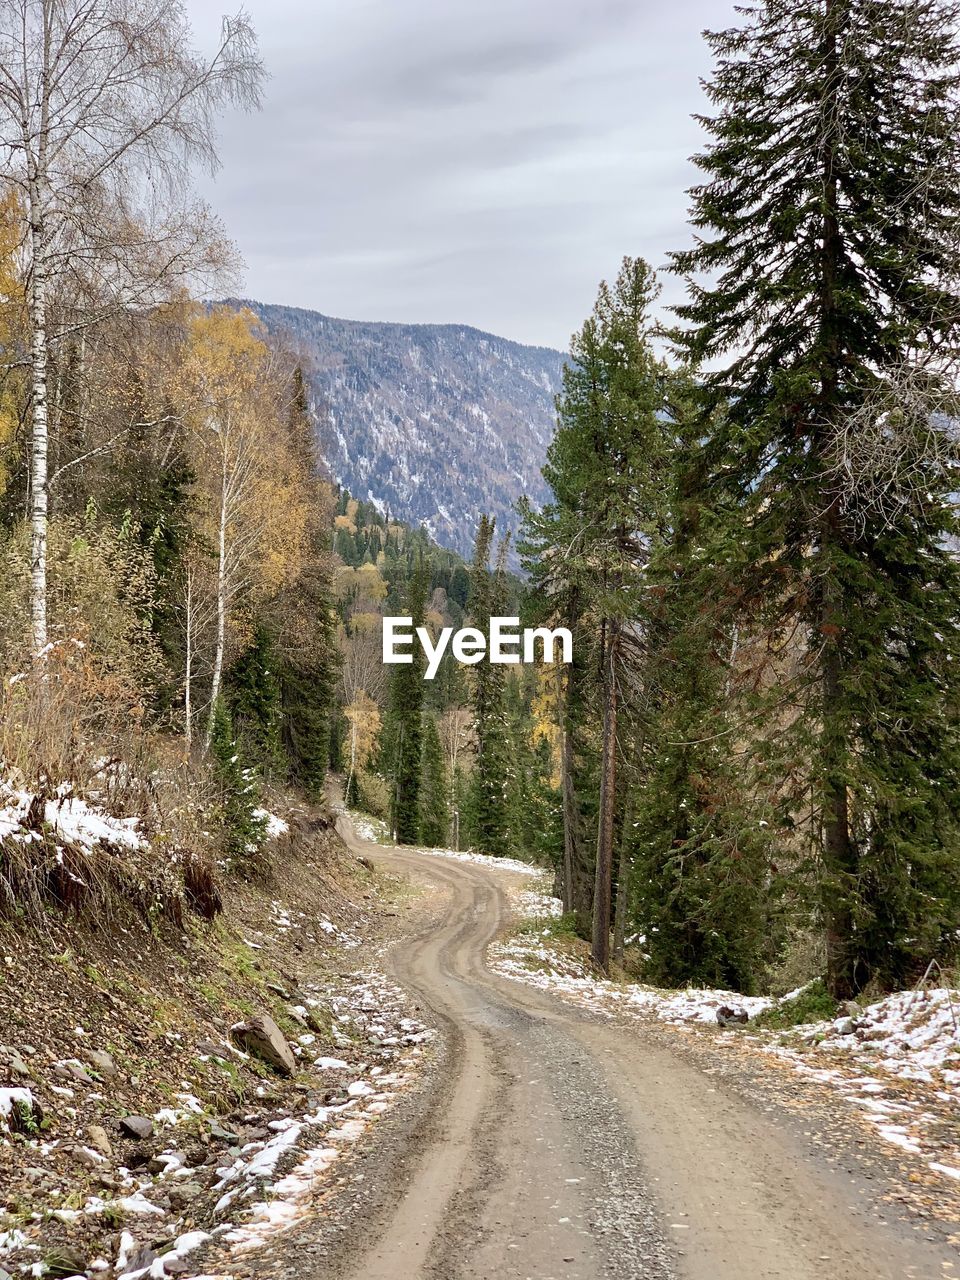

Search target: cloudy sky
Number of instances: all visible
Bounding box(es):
[189,0,737,350]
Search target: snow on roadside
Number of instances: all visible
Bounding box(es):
[350,813,388,843]
[348,809,543,877]
[759,988,960,1180]
[0,778,147,852]
[491,934,774,1024]
[787,988,960,1084]
[492,882,960,1186]
[189,971,434,1268]
[416,846,542,876]
[4,971,439,1280]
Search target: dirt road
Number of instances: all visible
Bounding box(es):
[335,830,956,1280]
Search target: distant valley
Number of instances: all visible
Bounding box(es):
[240,301,567,561]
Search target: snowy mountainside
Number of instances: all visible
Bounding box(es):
[239,301,567,560]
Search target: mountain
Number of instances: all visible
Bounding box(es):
[239,301,567,561]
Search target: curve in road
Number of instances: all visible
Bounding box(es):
[336,825,954,1280]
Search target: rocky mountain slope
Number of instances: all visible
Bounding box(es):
[240,301,567,560]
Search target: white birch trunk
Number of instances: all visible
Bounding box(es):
[205,453,229,750]
[28,220,49,655]
[27,16,52,657]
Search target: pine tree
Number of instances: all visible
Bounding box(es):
[227,624,284,778]
[523,258,672,970]
[419,715,449,847]
[385,567,427,843]
[209,695,267,866]
[467,517,510,856]
[672,0,960,995]
[279,366,338,801]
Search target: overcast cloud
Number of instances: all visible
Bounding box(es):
[188,0,736,350]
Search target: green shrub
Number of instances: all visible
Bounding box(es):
[754,979,837,1030]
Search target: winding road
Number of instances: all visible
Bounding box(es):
[333,821,955,1280]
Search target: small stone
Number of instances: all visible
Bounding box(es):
[305,1010,330,1036]
[196,1039,233,1061]
[230,1015,296,1076]
[835,1017,857,1035]
[167,1181,203,1210]
[120,1115,154,1140]
[53,1060,92,1085]
[83,1049,118,1081]
[2,1051,31,1078]
[716,1005,749,1027]
[208,1120,238,1143]
[86,1124,113,1157]
[41,1248,86,1276]
[71,1145,107,1169]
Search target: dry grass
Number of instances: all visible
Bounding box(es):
[0,644,223,927]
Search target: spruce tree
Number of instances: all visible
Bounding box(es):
[209,695,267,866]
[279,365,338,801]
[673,0,960,995]
[386,568,427,844]
[419,715,449,847]
[631,402,778,993]
[227,624,284,778]
[523,258,672,970]
[467,517,510,856]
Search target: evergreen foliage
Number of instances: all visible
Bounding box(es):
[208,695,267,865]
[385,568,427,844]
[279,365,338,800]
[227,624,284,776]
[522,257,673,968]
[671,0,960,996]
[419,714,449,847]
[466,517,510,857]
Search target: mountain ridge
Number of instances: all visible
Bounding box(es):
[235,299,567,561]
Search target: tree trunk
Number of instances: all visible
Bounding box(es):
[818,0,857,1000]
[206,458,228,749]
[560,717,577,916]
[592,622,619,972]
[613,795,632,965]
[28,205,50,656]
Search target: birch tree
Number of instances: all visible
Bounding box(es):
[0,0,263,653]
[179,306,280,749]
